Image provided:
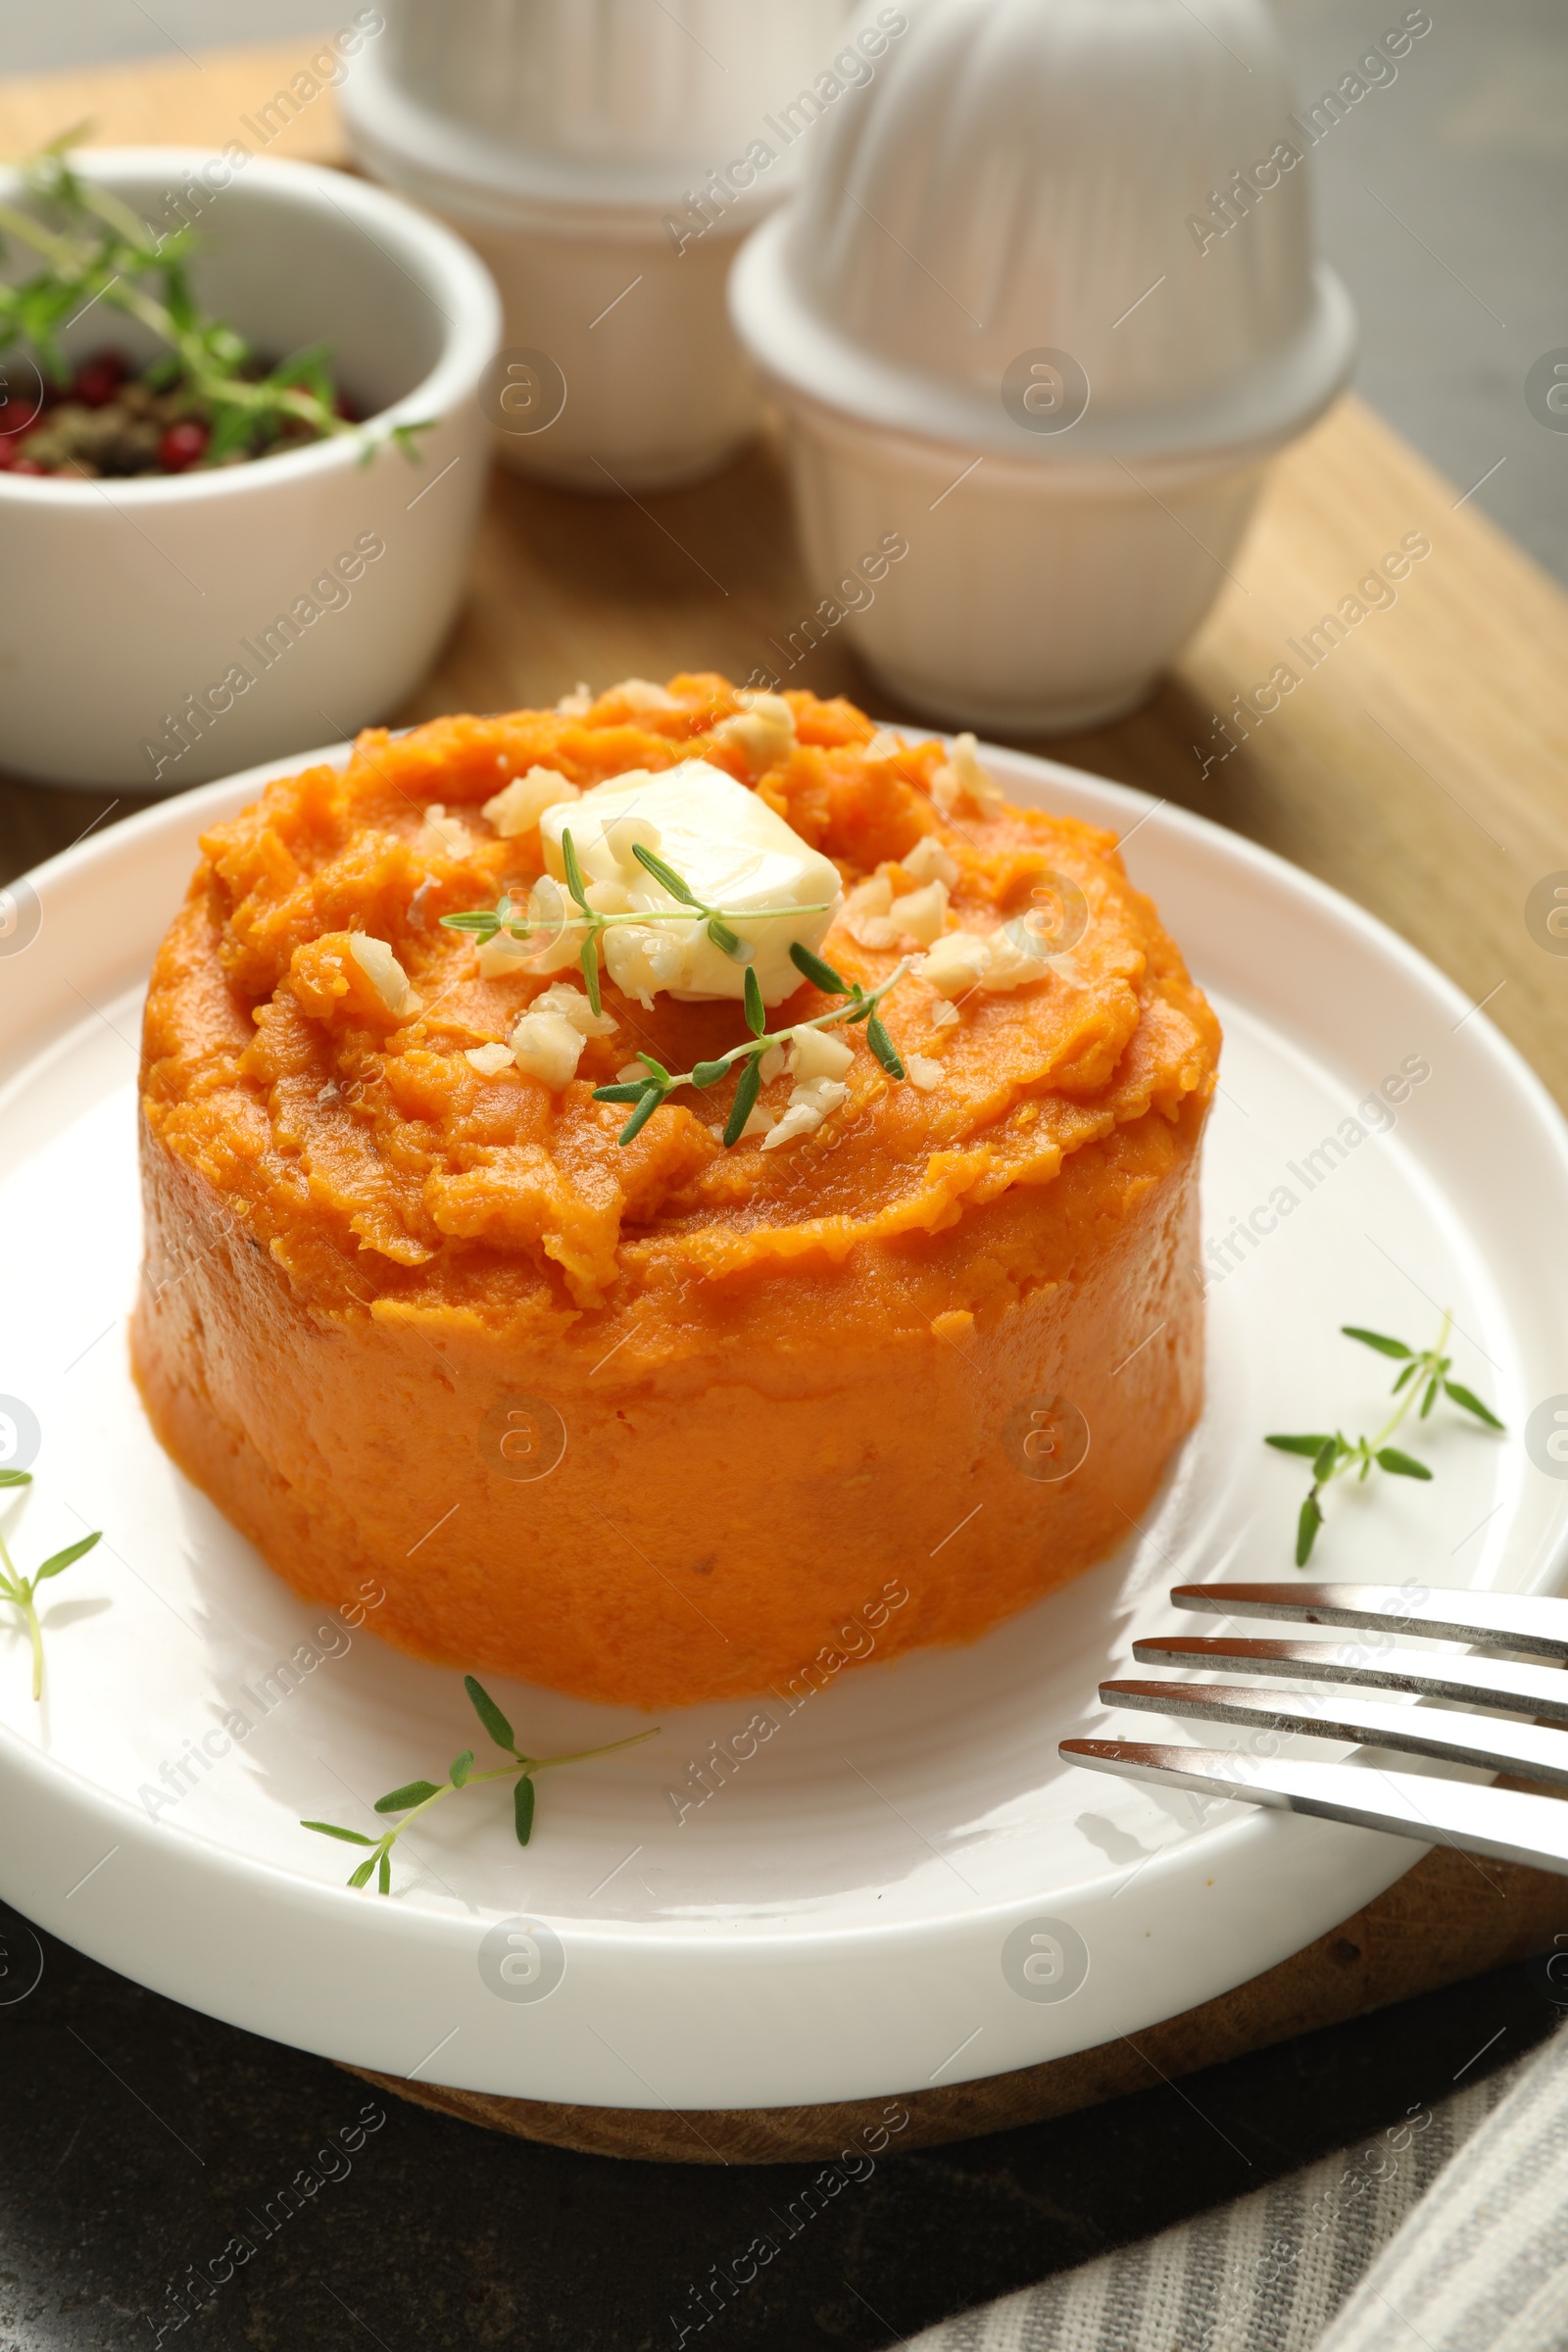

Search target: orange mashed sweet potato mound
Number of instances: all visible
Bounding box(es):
[131,675,1220,1710]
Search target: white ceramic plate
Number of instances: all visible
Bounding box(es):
[2,742,1566,2112]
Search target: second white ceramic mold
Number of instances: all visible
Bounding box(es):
[731,0,1357,727]
[344,0,861,491]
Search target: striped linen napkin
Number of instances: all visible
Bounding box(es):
[906,2023,1567,2350]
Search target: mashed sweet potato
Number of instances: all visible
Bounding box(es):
[131,675,1219,1710]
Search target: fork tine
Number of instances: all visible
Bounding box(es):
[1129,1637,1568,1724]
[1170,1583,1568,1659]
[1099,1678,1568,1787]
[1059,1740,1568,1873]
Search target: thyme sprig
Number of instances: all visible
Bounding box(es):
[0,1470,102,1701]
[593,941,913,1148]
[1265,1314,1503,1565]
[0,133,429,466]
[441,827,834,1018]
[302,1674,658,1894]
[444,837,913,1145]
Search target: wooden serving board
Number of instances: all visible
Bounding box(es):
[343,1848,1568,2162]
[4,39,1568,2162]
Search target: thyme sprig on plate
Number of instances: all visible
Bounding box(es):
[441,828,834,1017]
[0,1470,102,1701]
[1266,1314,1503,1566]
[302,1674,658,1895]
[593,942,914,1149]
[0,133,429,466]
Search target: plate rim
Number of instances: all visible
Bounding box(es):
[2,727,1566,2105]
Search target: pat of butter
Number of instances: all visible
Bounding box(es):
[538,760,841,1007]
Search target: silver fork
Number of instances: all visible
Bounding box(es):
[1060,1581,1568,1873]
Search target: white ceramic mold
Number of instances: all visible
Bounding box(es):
[343,0,863,492]
[731,0,1357,730]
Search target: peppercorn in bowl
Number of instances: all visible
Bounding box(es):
[0,146,500,789]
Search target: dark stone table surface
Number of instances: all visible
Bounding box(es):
[1,1897,1556,2352]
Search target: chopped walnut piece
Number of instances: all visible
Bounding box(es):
[483,766,580,838]
[714,691,797,774]
[347,934,421,1018]
[931,732,1004,816]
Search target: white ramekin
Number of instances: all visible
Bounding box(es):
[729,0,1357,731]
[0,150,501,792]
[340,0,861,492]
[406,198,761,495]
[767,389,1278,734]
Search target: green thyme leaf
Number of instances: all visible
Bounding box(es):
[1296,1494,1323,1566]
[1444,1380,1503,1430]
[1376,1447,1434,1479]
[631,841,702,906]
[580,934,603,1017]
[723,1053,763,1147]
[300,1677,660,1878]
[560,827,589,909]
[690,1058,733,1088]
[637,1054,672,1084]
[865,1014,905,1080]
[617,1087,663,1146]
[743,965,765,1037]
[33,1532,100,1581]
[708,917,751,961]
[1269,1314,1500,1568]
[373,1779,444,1814]
[466,1675,515,1752]
[790,942,848,994]
[441,909,502,935]
[1342,1327,1413,1358]
[0,1469,32,1488]
[593,1082,651,1104]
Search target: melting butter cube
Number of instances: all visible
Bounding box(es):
[540,760,841,1006]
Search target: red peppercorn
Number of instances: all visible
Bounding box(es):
[71,348,132,408]
[334,393,361,423]
[159,418,211,472]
